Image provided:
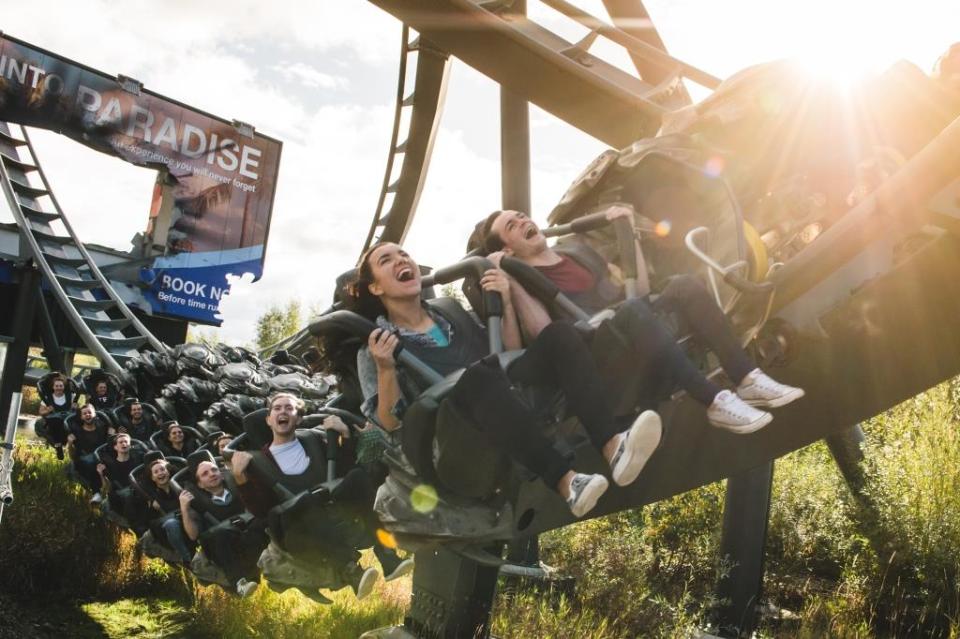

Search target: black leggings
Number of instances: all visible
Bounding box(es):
[653,275,755,385]
[42,416,69,447]
[332,467,405,575]
[450,321,620,488]
[608,275,754,406]
[203,522,268,584]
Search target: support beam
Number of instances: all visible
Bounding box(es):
[0,263,40,424]
[600,0,691,104]
[34,283,66,374]
[500,0,531,215]
[403,548,500,638]
[826,425,897,564]
[825,425,867,493]
[715,461,773,638]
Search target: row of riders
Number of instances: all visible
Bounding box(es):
[34,191,805,603]
[31,51,960,601]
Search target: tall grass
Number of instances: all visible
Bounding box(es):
[6,380,960,637]
[0,441,176,600]
[185,570,408,638]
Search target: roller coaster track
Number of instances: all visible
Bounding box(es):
[0,122,167,375]
[360,0,717,256]
[366,0,720,149]
[362,26,452,253]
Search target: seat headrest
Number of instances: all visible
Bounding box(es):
[143,450,165,467]
[242,408,272,449]
[187,449,217,479]
[205,430,226,446]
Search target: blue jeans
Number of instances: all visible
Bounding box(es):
[161,517,194,563]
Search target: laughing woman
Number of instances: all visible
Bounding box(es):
[349,242,663,518]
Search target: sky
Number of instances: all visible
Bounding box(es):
[0,0,957,346]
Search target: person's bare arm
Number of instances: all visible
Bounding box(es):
[369,329,403,431]
[604,203,651,297]
[96,463,109,495]
[178,491,202,541]
[487,252,553,340]
[480,268,523,350]
[510,277,554,340]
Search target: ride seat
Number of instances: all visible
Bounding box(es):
[150,426,205,457]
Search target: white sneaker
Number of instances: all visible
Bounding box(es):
[609,410,663,487]
[566,473,609,518]
[737,369,805,409]
[90,492,103,505]
[707,390,772,434]
[353,567,379,600]
[384,557,415,582]
[236,578,259,598]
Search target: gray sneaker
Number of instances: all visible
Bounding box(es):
[236,578,258,598]
[736,369,805,408]
[609,410,663,486]
[566,473,609,518]
[352,567,379,600]
[384,557,415,582]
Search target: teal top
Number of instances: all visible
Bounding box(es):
[426,323,449,347]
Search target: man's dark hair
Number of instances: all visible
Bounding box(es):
[467,210,506,256]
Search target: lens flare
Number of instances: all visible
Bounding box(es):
[704,155,725,177]
[410,483,439,513]
[654,220,672,238]
[376,528,398,549]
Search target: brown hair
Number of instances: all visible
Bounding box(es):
[345,242,392,321]
[267,392,305,416]
[467,210,506,255]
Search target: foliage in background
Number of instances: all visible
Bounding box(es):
[6,381,960,638]
[0,442,178,600]
[255,299,303,350]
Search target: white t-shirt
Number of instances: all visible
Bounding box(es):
[269,440,309,475]
[52,394,68,407]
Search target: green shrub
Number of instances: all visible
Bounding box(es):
[186,573,408,638]
[540,483,724,633]
[0,441,176,599]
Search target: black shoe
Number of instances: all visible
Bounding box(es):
[55,445,64,461]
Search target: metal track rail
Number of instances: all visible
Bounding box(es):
[362,26,451,254]
[0,122,167,374]
[366,0,719,148]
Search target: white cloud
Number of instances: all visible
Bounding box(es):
[4,0,958,350]
[272,62,349,90]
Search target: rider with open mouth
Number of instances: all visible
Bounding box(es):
[350,242,664,518]
[472,206,805,434]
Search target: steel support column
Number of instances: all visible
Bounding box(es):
[715,461,774,638]
[499,0,531,215]
[0,263,41,424]
[825,425,867,492]
[826,425,895,562]
[403,548,501,639]
[34,281,66,374]
[499,0,539,575]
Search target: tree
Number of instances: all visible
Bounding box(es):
[186,325,223,348]
[255,300,302,350]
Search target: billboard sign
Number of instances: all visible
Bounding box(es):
[0,34,281,324]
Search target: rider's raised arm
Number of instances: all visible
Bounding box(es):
[357,344,403,432]
[507,276,553,341]
[479,266,522,350]
[602,202,651,297]
[500,292,522,351]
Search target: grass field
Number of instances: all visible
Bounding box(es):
[3,379,960,637]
